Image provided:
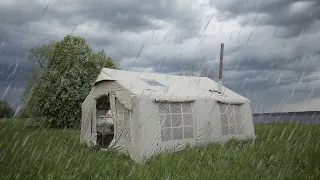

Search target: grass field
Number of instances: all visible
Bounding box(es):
[0,119,320,180]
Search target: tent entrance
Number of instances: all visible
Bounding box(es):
[96,94,114,148]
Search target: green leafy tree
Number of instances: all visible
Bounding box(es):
[23,35,117,128]
[28,42,56,69]
[0,100,15,118]
[22,42,57,112]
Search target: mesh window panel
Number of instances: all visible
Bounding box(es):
[172,127,183,140]
[159,103,170,114]
[220,114,228,125]
[226,105,233,114]
[171,114,182,127]
[220,104,245,136]
[228,113,237,124]
[170,103,182,113]
[158,102,195,142]
[160,115,171,128]
[219,104,227,113]
[229,125,237,135]
[183,114,193,126]
[161,128,172,141]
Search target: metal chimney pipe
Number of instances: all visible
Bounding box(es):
[218,43,224,94]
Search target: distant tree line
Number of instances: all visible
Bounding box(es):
[253,111,320,116]
[22,35,118,128]
[0,100,15,118]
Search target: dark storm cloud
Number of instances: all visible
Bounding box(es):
[0,0,205,70]
[210,0,320,38]
[135,36,320,112]
[0,0,201,36]
[0,0,206,109]
[0,0,319,112]
[0,0,204,63]
[226,52,319,73]
[0,60,34,81]
[0,59,34,109]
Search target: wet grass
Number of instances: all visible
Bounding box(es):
[0,118,319,180]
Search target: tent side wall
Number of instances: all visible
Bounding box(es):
[242,103,255,138]
[127,97,141,162]
[81,88,96,144]
[136,100,162,161]
[137,99,205,160]
[195,99,220,144]
[137,98,256,160]
[187,99,255,144]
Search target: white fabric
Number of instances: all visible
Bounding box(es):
[95,68,248,102]
[81,68,256,163]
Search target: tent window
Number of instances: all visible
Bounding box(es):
[219,103,244,136]
[159,102,194,141]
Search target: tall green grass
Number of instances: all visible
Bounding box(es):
[0,119,319,179]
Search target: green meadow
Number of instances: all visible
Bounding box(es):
[0,119,319,180]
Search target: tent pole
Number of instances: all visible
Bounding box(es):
[218,43,224,94]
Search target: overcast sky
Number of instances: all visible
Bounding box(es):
[1,0,320,112]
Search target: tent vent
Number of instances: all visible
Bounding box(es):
[140,78,165,87]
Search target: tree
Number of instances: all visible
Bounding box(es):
[23,35,117,128]
[22,42,57,109]
[15,106,29,118]
[0,100,15,118]
[28,42,56,69]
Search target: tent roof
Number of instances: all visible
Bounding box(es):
[95,68,249,102]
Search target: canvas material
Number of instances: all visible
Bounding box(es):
[81,68,256,163]
[95,68,249,102]
[135,99,255,162]
[80,81,141,160]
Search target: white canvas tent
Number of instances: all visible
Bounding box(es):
[80,68,256,162]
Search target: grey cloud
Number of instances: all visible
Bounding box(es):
[0,0,205,59]
[121,39,319,95]
[0,60,35,109]
[211,0,320,38]
[1,0,202,35]
[0,0,207,109]
[0,0,319,112]
[0,83,25,110]
[0,60,34,81]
